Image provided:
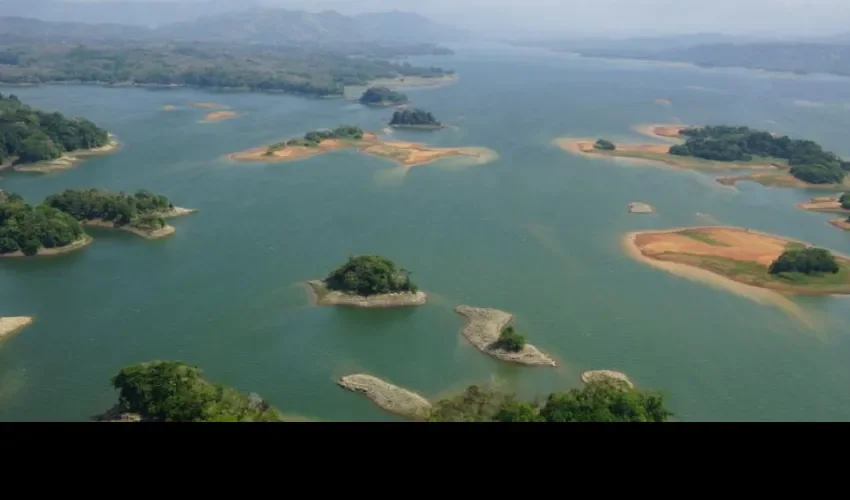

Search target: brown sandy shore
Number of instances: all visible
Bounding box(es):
[582,370,634,388]
[11,136,121,174]
[229,132,497,169]
[829,219,850,231]
[455,305,556,367]
[0,235,93,258]
[306,280,427,308]
[188,102,224,109]
[0,317,33,340]
[337,374,432,420]
[83,207,197,240]
[796,196,848,213]
[633,123,687,141]
[202,111,239,122]
[717,172,850,190]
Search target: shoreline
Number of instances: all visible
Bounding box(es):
[829,218,850,231]
[337,374,432,420]
[454,305,556,367]
[0,317,34,340]
[202,111,240,122]
[717,172,850,190]
[306,280,427,308]
[581,370,634,388]
[0,235,93,258]
[796,196,849,213]
[13,136,121,174]
[632,123,687,142]
[83,220,176,240]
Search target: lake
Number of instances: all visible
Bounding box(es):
[2,43,850,421]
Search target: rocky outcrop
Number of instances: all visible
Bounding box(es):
[455,306,556,367]
[337,374,432,420]
[629,202,654,214]
[581,370,634,389]
[0,316,33,339]
[306,280,427,308]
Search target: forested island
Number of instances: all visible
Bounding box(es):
[266,125,364,153]
[44,188,196,239]
[307,255,427,308]
[428,380,671,422]
[455,306,556,367]
[359,86,410,106]
[0,192,89,257]
[99,361,287,422]
[627,226,850,296]
[388,108,444,129]
[0,41,454,98]
[0,93,113,169]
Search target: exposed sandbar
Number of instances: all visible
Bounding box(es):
[83,219,177,240]
[0,235,93,258]
[454,305,556,367]
[718,172,850,190]
[0,317,33,339]
[633,123,687,142]
[203,111,239,122]
[581,370,634,388]
[629,202,654,214]
[796,196,849,213]
[188,102,224,110]
[829,218,850,231]
[337,374,432,420]
[306,280,427,308]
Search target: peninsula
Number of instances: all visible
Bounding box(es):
[307,255,427,308]
[388,108,444,129]
[454,306,556,367]
[626,226,850,295]
[229,125,496,169]
[44,189,197,240]
[0,317,33,340]
[359,86,409,107]
[0,93,117,174]
[0,192,91,257]
[99,360,287,422]
[557,125,850,189]
[337,374,432,420]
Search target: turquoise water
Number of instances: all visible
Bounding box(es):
[3,43,850,421]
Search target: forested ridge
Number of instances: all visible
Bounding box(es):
[0,93,109,165]
[0,41,454,98]
[670,125,849,184]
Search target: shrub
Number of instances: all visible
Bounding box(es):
[768,247,839,275]
[594,139,616,151]
[493,325,526,352]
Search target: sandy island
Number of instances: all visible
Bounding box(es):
[454,305,556,367]
[581,370,634,389]
[82,207,197,240]
[829,219,850,231]
[0,235,93,258]
[229,132,497,170]
[13,136,121,174]
[306,280,427,308]
[202,111,239,123]
[796,196,848,213]
[188,102,224,110]
[0,317,33,340]
[337,374,432,420]
[626,226,850,296]
[629,202,654,214]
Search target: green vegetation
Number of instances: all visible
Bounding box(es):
[594,139,616,151]
[428,381,671,422]
[324,255,418,296]
[0,42,453,98]
[44,189,172,232]
[768,247,839,276]
[359,86,409,106]
[109,361,285,422]
[267,125,364,153]
[0,93,109,165]
[0,196,85,256]
[841,193,850,210]
[389,108,442,127]
[670,125,848,184]
[493,325,526,352]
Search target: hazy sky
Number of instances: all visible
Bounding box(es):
[44,0,850,37]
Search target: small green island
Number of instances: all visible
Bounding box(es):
[0,192,90,257]
[44,188,197,239]
[388,108,444,129]
[455,305,556,367]
[0,93,117,172]
[359,86,409,107]
[306,255,427,308]
[97,361,287,422]
[427,380,671,422]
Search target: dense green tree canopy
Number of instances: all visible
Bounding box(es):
[110,361,285,422]
[359,86,409,106]
[428,381,672,423]
[594,139,616,151]
[841,193,850,210]
[45,188,171,230]
[669,125,848,184]
[324,255,417,296]
[0,197,85,256]
[493,325,526,352]
[768,247,840,275]
[0,93,109,165]
[269,125,364,152]
[389,108,441,127]
[0,42,453,98]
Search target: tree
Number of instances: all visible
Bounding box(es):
[0,197,84,256]
[324,255,417,296]
[493,325,526,352]
[44,188,173,231]
[594,139,616,151]
[389,108,441,127]
[841,193,850,210]
[359,86,409,106]
[768,247,840,275]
